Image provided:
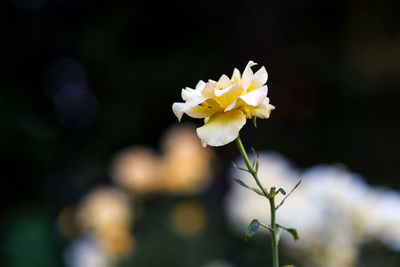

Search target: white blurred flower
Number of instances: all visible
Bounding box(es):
[224,152,300,234]
[289,165,367,267]
[64,236,109,267]
[303,167,400,251]
[225,151,400,267]
[296,166,369,243]
[356,188,400,250]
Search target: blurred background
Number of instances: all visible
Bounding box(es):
[1,0,400,266]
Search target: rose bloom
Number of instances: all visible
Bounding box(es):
[161,124,213,194]
[77,187,132,234]
[76,187,134,258]
[111,147,163,194]
[172,61,274,147]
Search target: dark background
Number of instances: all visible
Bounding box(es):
[1,0,400,266]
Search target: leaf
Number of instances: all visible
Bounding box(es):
[283,265,296,267]
[286,228,299,241]
[251,147,259,170]
[234,178,264,196]
[277,224,299,241]
[232,162,250,173]
[276,180,302,210]
[278,188,286,195]
[245,219,260,241]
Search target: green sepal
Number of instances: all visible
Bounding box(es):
[252,117,257,128]
[245,219,260,241]
[269,187,278,198]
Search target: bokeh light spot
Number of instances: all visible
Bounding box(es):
[171,200,207,238]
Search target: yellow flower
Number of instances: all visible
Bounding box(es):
[172,61,274,147]
[77,187,132,234]
[161,124,213,194]
[76,187,134,258]
[111,147,163,194]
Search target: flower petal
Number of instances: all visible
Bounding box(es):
[214,82,242,98]
[216,74,232,89]
[231,68,241,83]
[172,102,189,121]
[239,85,268,106]
[241,98,275,119]
[196,110,246,147]
[181,88,201,101]
[201,82,242,109]
[185,98,222,119]
[249,66,268,91]
[224,85,267,112]
[172,94,208,121]
[214,84,234,97]
[201,82,217,99]
[242,60,257,90]
[195,80,206,91]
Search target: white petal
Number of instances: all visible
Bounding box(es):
[215,84,232,97]
[239,85,268,106]
[196,110,246,147]
[214,82,240,97]
[195,80,206,91]
[255,102,274,118]
[242,60,257,90]
[181,88,201,101]
[172,96,207,121]
[250,66,268,90]
[223,85,267,112]
[231,68,241,82]
[243,98,275,119]
[224,99,239,112]
[172,102,188,121]
[216,74,232,89]
[188,95,207,106]
[201,82,217,99]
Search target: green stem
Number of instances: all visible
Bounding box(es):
[234,137,268,198]
[269,196,279,267]
[235,137,279,267]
